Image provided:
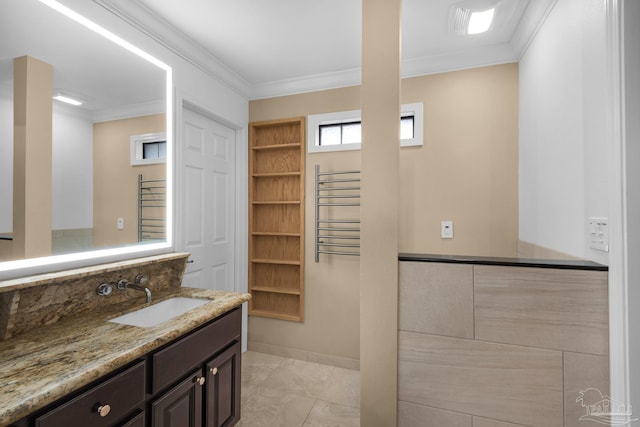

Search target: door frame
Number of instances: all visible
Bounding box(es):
[174,93,248,352]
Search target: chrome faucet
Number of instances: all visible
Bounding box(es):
[117,275,152,303]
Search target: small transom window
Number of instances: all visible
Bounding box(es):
[308,103,423,153]
[130,132,167,165]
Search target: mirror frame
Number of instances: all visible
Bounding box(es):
[0,0,173,282]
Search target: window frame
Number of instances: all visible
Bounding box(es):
[130,132,167,165]
[307,102,423,153]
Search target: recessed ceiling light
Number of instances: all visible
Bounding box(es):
[53,95,83,106]
[467,8,495,35]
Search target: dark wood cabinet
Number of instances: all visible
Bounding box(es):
[205,341,241,427]
[19,307,242,427]
[121,411,145,427]
[152,368,204,427]
[34,361,146,427]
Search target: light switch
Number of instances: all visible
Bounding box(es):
[589,217,609,252]
[441,221,454,239]
[117,217,124,230]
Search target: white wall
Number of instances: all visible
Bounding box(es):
[0,95,12,233]
[624,0,640,417]
[52,105,93,230]
[519,0,609,264]
[1,96,97,233]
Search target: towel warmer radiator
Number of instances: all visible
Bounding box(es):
[138,175,166,242]
[314,165,361,261]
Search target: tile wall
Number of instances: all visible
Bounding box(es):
[398,261,609,427]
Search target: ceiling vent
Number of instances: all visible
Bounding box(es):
[449,0,506,36]
[451,7,472,36]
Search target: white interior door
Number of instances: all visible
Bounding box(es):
[179,106,236,291]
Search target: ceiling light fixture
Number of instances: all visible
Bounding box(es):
[53,95,83,106]
[467,8,495,35]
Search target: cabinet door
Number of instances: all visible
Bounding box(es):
[152,368,205,427]
[120,410,145,427]
[205,342,241,427]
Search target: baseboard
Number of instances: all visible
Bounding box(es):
[248,341,360,371]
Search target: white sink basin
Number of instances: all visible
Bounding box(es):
[109,297,209,328]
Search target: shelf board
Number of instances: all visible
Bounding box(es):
[251,258,301,266]
[250,286,301,295]
[252,201,301,205]
[252,172,301,177]
[248,309,302,322]
[252,232,301,237]
[252,143,301,151]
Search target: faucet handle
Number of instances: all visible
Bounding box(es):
[135,274,148,285]
[116,279,129,290]
[97,283,113,296]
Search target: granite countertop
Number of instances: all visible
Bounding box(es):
[0,287,250,426]
[398,253,608,271]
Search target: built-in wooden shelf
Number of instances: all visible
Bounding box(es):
[251,201,301,205]
[247,309,302,322]
[252,232,301,237]
[251,143,301,151]
[250,286,302,295]
[251,258,301,266]
[248,117,305,322]
[252,172,301,178]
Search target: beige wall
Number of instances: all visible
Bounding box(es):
[93,114,165,248]
[359,0,401,423]
[248,63,519,362]
[13,56,53,260]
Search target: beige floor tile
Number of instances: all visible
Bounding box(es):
[317,367,360,408]
[238,388,316,427]
[242,350,287,387]
[302,400,360,427]
[398,401,471,427]
[261,358,334,399]
[241,382,257,408]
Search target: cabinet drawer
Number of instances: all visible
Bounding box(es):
[152,308,241,393]
[35,360,145,427]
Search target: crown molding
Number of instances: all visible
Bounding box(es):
[91,0,557,100]
[92,0,251,99]
[91,99,165,123]
[402,44,518,79]
[511,0,559,59]
[250,68,362,100]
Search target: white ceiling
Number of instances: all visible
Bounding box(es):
[0,0,556,112]
[102,0,556,99]
[1,0,166,118]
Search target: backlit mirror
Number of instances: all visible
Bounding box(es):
[0,0,172,277]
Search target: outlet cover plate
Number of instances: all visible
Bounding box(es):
[441,221,454,239]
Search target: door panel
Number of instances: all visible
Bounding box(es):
[151,369,203,427]
[180,108,236,291]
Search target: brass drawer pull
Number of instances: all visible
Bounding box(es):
[96,404,111,417]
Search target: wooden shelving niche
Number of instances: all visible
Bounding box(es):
[249,117,305,322]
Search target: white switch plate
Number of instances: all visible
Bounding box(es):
[441,221,454,239]
[589,217,609,252]
[117,217,124,230]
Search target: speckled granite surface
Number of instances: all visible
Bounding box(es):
[0,287,250,426]
[0,253,189,340]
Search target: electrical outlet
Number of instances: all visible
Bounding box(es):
[117,217,124,230]
[441,221,454,239]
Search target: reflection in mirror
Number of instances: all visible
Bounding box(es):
[0,0,172,273]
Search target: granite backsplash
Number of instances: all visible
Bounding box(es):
[0,252,189,340]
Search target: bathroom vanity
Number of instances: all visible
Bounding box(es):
[0,253,250,427]
[14,308,241,427]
